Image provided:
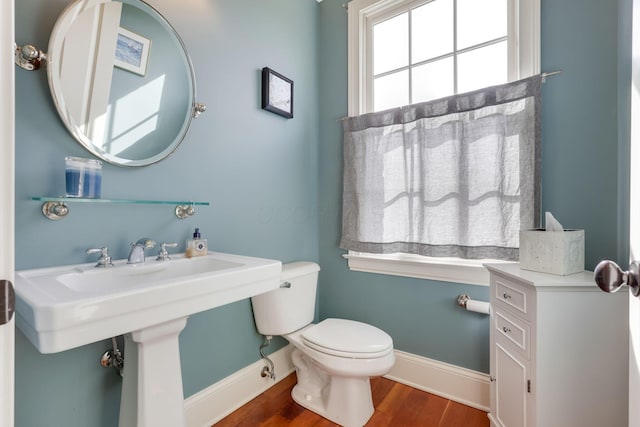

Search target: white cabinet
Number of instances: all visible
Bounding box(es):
[486,263,628,427]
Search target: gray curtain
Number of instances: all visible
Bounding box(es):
[340,76,541,260]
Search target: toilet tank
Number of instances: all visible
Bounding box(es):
[251,261,320,336]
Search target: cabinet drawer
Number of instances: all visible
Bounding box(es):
[493,276,530,319]
[494,310,530,359]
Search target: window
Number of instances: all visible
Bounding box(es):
[345,0,540,285]
[372,0,508,111]
[348,0,540,116]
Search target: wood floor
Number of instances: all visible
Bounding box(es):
[214,373,489,427]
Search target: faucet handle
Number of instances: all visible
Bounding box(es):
[156,242,178,261]
[86,247,114,268]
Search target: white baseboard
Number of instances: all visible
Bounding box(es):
[184,346,490,427]
[184,345,295,427]
[384,350,490,412]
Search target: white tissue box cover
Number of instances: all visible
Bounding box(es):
[519,229,585,275]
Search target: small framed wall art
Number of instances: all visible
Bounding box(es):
[114,27,151,76]
[262,67,293,119]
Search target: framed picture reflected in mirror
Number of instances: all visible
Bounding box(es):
[114,27,151,76]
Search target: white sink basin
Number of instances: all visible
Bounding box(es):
[17,251,282,426]
[15,251,282,353]
[58,256,243,293]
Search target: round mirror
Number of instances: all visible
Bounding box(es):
[47,0,198,167]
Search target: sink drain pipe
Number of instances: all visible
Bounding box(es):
[259,336,276,380]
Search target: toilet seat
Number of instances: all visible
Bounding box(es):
[302,318,393,359]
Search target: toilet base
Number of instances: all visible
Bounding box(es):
[290,349,375,427]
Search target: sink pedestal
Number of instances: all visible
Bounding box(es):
[119,317,188,427]
[15,252,282,425]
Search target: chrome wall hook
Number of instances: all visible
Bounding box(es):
[15,44,47,71]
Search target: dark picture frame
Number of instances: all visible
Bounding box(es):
[262,67,293,119]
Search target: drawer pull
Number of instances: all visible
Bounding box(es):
[503,326,511,333]
[503,292,512,300]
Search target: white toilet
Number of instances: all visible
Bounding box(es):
[251,262,395,427]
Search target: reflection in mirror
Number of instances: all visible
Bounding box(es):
[47,0,199,167]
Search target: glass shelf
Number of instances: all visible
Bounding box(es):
[32,197,209,220]
[33,196,209,206]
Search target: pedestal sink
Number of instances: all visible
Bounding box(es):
[15,252,282,427]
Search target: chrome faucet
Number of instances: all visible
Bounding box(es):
[86,247,114,268]
[127,238,156,264]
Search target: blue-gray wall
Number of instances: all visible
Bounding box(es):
[13,0,629,426]
[316,0,625,374]
[15,1,318,426]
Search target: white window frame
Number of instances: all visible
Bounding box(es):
[345,0,540,285]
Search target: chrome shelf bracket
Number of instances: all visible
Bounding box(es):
[175,204,195,219]
[42,201,69,220]
[35,197,208,220]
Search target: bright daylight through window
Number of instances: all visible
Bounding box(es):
[372,0,508,111]
[345,0,540,285]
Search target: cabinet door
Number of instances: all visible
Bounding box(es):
[495,339,528,427]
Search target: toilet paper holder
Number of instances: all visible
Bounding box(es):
[456,294,491,315]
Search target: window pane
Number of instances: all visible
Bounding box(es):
[411,0,453,63]
[374,70,409,111]
[412,57,454,103]
[457,41,507,93]
[373,13,409,75]
[457,0,507,50]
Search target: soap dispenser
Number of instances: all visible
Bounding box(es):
[186,228,207,258]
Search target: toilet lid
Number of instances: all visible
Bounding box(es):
[302,318,393,359]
